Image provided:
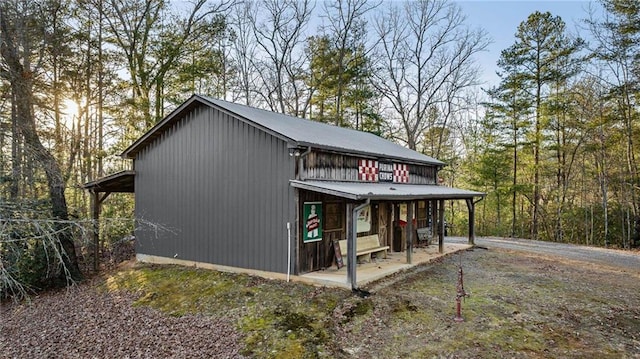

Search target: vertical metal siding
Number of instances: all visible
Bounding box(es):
[135,105,296,273]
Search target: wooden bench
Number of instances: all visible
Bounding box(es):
[338,234,390,264]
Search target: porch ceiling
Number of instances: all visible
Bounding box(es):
[290,180,484,201]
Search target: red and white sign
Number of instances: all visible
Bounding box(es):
[358,159,410,183]
[358,159,378,181]
[393,164,409,183]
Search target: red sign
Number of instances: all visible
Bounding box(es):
[358,159,378,181]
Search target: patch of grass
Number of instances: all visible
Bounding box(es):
[240,304,333,359]
[103,264,347,358]
[474,324,547,352]
[389,296,420,321]
[103,265,254,316]
[345,298,373,319]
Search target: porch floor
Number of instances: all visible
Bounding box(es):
[296,239,472,288]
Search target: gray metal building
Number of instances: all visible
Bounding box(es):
[85,94,483,286]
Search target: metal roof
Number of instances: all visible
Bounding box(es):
[122,94,445,166]
[82,170,135,193]
[290,180,485,201]
[199,96,444,165]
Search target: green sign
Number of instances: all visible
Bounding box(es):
[303,202,323,243]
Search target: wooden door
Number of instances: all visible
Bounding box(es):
[378,203,389,247]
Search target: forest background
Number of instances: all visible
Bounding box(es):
[0,0,638,295]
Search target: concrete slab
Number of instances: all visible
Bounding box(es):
[138,239,473,290]
[297,242,472,288]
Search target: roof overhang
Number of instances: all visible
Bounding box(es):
[121,95,204,159]
[83,170,135,193]
[288,143,445,168]
[290,180,485,201]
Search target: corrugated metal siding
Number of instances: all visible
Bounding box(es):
[135,105,296,273]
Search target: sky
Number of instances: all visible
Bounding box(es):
[454,0,600,87]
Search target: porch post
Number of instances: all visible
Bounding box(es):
[91,190,100,272]
[406,201,414,264]
[430,199,438,244]
[438,199,445,254]
[466,198,476,245]
[346,202,356,287]
[91,191,111,272]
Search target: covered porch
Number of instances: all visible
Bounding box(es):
[299,240,471,288]
[82,170,135,271]
[291,180,484,288]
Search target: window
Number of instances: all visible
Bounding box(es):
[324,202,343,230]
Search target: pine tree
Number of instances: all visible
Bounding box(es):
[486,69,533,238]
[495,11,583,240]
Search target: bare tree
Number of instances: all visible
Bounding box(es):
[228,1,259,106]
[250,0,313,116]
[371,0,489,152]
[586,0,640,241]
[572,75,611,245]
[317,0,379,127]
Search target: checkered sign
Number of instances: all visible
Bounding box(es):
[393,163,409,183]
[358,159,410,183]
[358,159,379,181]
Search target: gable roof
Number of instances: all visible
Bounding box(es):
[122,94,445,166]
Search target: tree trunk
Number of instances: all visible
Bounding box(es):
[0,7,82,281]
[97,0,104,178]
[596,107,609,247]
[532,78,541,241]
[10,93,20,200]
[11,79,83,280]
[511,116,517,238]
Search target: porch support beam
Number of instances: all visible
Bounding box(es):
[430,199,438,244]
[406,201,414,264]
[90,190,112,272]
[347,200,370,288]
[346,202,356,288]
[438,199,445,254]
[466,198,476,245]
[91,190,99,272]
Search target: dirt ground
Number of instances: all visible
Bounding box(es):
[345,247,640,358]
[2,246,639,358]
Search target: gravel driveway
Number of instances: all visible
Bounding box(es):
[448,236,640,272]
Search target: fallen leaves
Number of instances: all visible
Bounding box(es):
[0,283,245,358]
